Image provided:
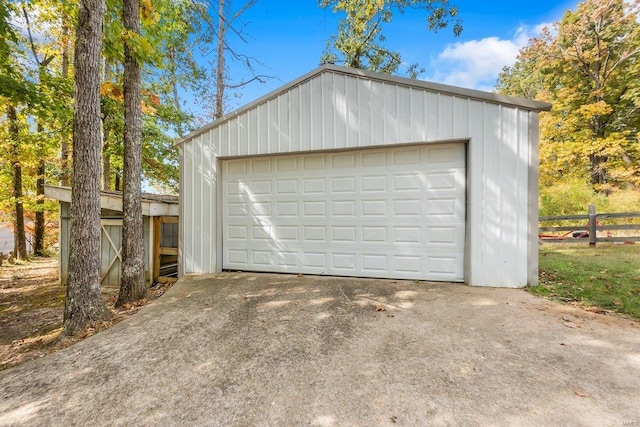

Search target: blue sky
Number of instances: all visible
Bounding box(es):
[215,0,579,112]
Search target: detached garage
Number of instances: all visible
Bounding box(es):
[177,65,551,288]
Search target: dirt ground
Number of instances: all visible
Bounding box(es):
[0,257,173,371]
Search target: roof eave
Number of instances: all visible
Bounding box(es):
[44,185,179,217]
[174,64,552,146]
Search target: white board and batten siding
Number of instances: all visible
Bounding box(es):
[179,65,551,288]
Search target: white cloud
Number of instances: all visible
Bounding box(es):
[427,23,551,92]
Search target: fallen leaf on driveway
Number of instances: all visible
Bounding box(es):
[585,306,610,315]
[574,390,590,397]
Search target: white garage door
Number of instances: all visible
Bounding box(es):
[222,143,466,281]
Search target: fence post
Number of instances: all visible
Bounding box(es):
[588,204,597,246]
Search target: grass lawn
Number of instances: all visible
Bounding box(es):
[531,243,640,319]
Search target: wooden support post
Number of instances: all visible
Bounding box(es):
[588,204,597,246]
[152,217,161,281]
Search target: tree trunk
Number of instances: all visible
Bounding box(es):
[34,146,46,256]
[7,104,28,260]
[60,15,71,187]
[215,0,226,119]
[102,135,111,190]
[102,61,112,191]
[22,7,54,257]
[168,46,184,137]
[117,0,146,306]
[589,153,608,187]
[63,0,112,336]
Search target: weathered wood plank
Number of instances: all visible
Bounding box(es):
[539,226,588,232]
[596,212,640,219]
[539,214,588,221]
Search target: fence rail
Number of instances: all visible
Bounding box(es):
[539,205,640,245]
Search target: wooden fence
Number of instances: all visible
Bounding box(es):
[539,205,640,245]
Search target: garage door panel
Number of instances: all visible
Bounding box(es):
[303,177,326,194]
[425,197,465,218]
[426,226,465,246]
[361,175,388,192]
[304,156,326,170]
[277,202,298,216]
[303,226,326,242]
[393,148,421,165]
[226,159,247,174]
[393,199,421,217]
[393,228,422,244]
[225,224,463,248]
[362,226,387,243]
[226,225,247,240]
[251,202,271,216]
[426,145,466,166]
[303,201,326,216]
[394,255,421,274]
[361,199,388,216]
[250,158,271,173]
[252,250,272,266]
[362,151,387,167]
[276,179,297,194]
[227,202,247,217]
[332,200,356,217]
[276,157,297,172]
[250,180,272,195]
[228,249,248,264]
[277,225,298,240]
[303,252,327,268]
[331,176,356,193]
[332,226,356,242]
[362,254,388,272]
[332,253,357,270]
[393,173,422,191]
[276,251,298,267]
[223,144,466,281]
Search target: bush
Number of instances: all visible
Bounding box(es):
[539,179,608,217]
[605,189,640,213]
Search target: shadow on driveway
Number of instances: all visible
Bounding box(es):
[1,273,639,426]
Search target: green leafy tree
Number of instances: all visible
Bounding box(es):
[0,2,48,259]
[100,0,206,192]
[498,0,640,194]
[320,0,462,77]
[21,1,57,256]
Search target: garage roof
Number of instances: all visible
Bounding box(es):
[44,185,179,217]
[176,64,552,146]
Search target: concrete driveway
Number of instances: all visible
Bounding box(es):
[1,273,639,426]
